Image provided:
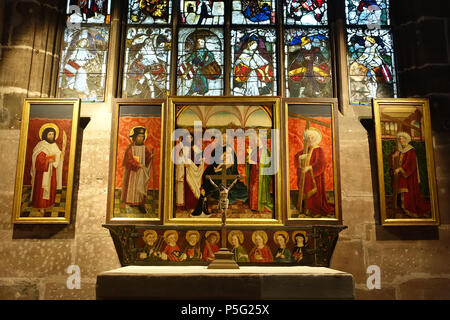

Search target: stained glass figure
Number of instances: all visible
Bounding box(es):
[347,28,396,104]
[128,0,172,24]
[58,27,109,102]
[284,0,328,25]
[67,0,111,24]
[177,28,224,96]
[346,0,389,26]
[231,29,277,96]
[285,29,332,97]
[232,0,275,24]
[123,28,172,98]
[179,0,225,25]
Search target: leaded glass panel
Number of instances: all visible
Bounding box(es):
[177,28,224,96]
[346,0,390,26]
[283,0,328,26]
[58,27,109,102]
[67,0,111,24]
[347,28,396,104]
[231,29,277,96]
[179,0,225,25]
[285,29,332,97]
[232,1,276,25]
[128,0,172,24]
[123,27,172,98]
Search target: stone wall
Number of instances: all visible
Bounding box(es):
[0,0,449,300]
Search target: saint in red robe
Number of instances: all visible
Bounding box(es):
[202,241,220,261]
[249,245,273,263]
[296,146,335,216]
[389,147,431,217]
[162,244,182,262]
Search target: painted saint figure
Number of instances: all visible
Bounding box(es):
[247,139,273,212]
[292,231,311,264]
[273,232,292,263]
[161,231,183,261]
[228,231,249,262]
[296,127,335,217]
[31,124,66,214]
[389,132,431,218]
[139,230,161,261]
[202,232,220,262]
[249,230,273,263]
[181,231,202,261]
[121,127,153,213]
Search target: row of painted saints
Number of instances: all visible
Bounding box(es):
[137,230,312,264]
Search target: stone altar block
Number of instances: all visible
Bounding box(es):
[96,266,354,300]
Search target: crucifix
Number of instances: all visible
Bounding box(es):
[204,166,241,269]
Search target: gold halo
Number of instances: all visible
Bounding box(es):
[251,230,268,245]
[228,230,244,245]
[185,230,200,241]
[205,231,220,242]
[163,230,178,242]
[129,126,148,142]
[39,123,59,141]
[143,229,157,239]
[273,231,289,244]
[292,231,308,244]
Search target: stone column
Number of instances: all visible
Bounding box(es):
[0,0,65,129]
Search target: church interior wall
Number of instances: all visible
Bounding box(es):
[0,0,449,299]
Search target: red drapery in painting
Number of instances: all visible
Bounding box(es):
[288,117,334,191]
[115,117,161,189]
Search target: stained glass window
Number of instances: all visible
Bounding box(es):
[284,0,328,26]
[232,1,276,25]
[66,0,111,24]
[177,28,224,96]
[231,29,277,96]
[123,28,172,98]
[128,0,172,24]
[347,28,396,104]
[179,0,225,25]
[285,29,332,97]
[59,1,111,102]
[346,0,396,104]
[346,0,389,26]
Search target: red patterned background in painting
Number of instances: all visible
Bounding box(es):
[115,117,161,189]
[23,119,73,186]
[288,117,334,191]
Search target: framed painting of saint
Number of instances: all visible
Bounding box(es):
[164,97,282,225]
[284,99,341,223]
[373,98,439,226]
[12,99,80,224]
[107,100,164,223]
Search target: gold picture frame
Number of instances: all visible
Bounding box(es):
[164,97,283,226]
[106,99,165,224]
[283,98,341,224]
[12,98,80,224]
[373,98,439,226]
